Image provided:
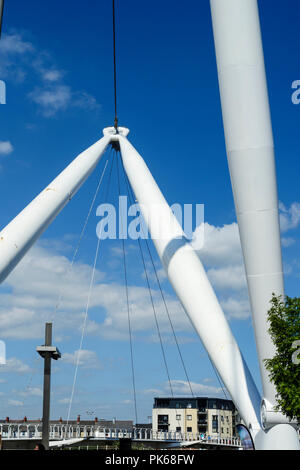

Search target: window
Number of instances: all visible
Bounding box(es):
[176,427,181,432]
[221,427,224,434]
[187,415,192,421]
[187,427,192,432]
[212,415,218,433]
[157,414,169,432]
[157,415,168,424]
[176,415,181,420]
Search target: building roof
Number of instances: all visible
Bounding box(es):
[0,419,134,428]
[153,396,235,410]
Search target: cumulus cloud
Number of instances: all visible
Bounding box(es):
[0,33,35,82]
[8,399,23,407]
[279,202,300,233]
[0,357,32,374]
[192,222,243,267]
[0,241,192,342]
[62,350,103,370]
[29,85,99,117]
[0,32,99,116]
[0,33,34,55]
[0,141,14,155]
[28,85,72,116]
[192,222,250,320]
[12,387,43,397]
[168,380,223,397]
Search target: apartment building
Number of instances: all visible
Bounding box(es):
[152,397,237,438]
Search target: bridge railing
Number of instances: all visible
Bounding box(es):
[0,423,241,446]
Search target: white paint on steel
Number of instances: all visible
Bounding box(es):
[210,0,300,448]
[254,424,300,451]
[118,133,262,435]
[0,134,111,284]
[209,0,284,413]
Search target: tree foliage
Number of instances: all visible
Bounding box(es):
[264,295,300,422]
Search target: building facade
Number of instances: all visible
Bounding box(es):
[152,397,237,438]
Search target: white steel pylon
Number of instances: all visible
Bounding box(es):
[0,126,298,449]
[209,0,299,444]
[0,0,298,449]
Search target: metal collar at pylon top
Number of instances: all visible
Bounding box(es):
[103,126,130,140]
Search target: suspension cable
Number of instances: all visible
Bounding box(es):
[50,150,111,324]
[67,151,115,423]
[124,168,229,401]
[124,163,228,399]
[19,152,112,417]
[119,159,174,397]
[121,157,228,400]
[112,0,118,130]
[0,0,5,40]
[115,151,138,424]
[120,156,195,397]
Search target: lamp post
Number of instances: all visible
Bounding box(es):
[37,323,61,450]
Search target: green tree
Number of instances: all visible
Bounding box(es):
[264,294,300,422]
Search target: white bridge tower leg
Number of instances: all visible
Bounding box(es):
[0,135,110,284]
[118,132,262,438]
[209,0,299,448]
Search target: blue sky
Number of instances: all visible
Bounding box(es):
[0,0,300,423]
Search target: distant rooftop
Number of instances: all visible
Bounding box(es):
[153,397,235,411]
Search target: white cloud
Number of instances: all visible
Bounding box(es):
[0,34,34,55]
[0,33,34,82]
[0,241,192,341]
[0,357,32,374]
[192,222,243,267]
[281,237,295,247]
[62,350,102,370]
[12,387,43,397]
[0,32,99,116]
[192,222,250,320]
[0,141,13,155]
[8,399,23,407]
[207,265,247,291]
[28,85,72,117]
[279,202,300,232]
[58,397,71,405]
[40,69,64,83]
[220,297,250,320]
[168,380,223,397]
[28,86,99,117]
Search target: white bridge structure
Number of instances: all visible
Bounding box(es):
[0,0,299,450]
[0,423,242,449]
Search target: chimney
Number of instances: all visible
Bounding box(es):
[77,414,80,424]
[5,417,9,423]
[94,417,98,424]
[59,417,62,423]
[23,416,27,423]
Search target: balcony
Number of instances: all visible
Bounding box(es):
[198,419,207,425]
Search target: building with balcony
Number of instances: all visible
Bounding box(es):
[152,397,237,438]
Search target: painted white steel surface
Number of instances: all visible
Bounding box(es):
[118,134,261,434]
[254,424,300,451]
[0,135,110,284]
[209,0,284,409]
